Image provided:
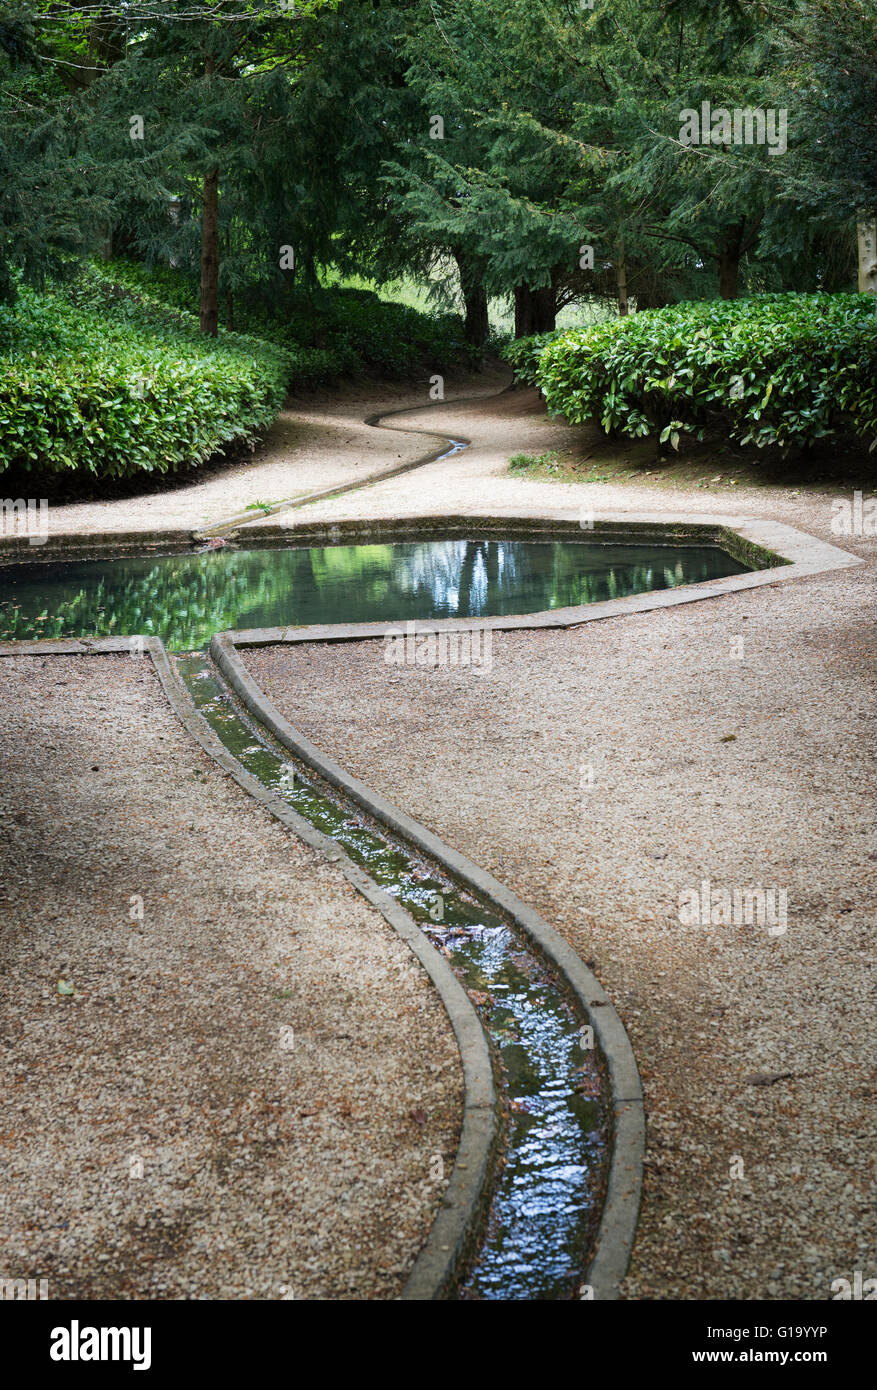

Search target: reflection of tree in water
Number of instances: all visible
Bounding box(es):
[380,540,518,617]
[0,541,744,648]
[0,554,299,650]
[304,539,507,617]
[305,543,395,608]
[382,540,727,615]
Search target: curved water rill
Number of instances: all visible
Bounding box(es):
[0,369,867,1301]
[193,382,496,542]
[177,648,614,1299]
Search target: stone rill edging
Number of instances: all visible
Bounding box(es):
[206,497,862,1297]
[0,635,499,1303]
[212,629,646,1301]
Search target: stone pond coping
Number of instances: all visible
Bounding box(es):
[203,510,863,649]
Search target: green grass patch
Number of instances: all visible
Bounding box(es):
[508,450,562,475]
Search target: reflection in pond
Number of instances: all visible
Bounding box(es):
[0,536,749,650]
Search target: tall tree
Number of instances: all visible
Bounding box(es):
[775,0,877,292]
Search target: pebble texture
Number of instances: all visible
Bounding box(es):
[0,654,462,1300]
[246,477,877,1299]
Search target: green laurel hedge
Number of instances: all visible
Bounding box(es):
[0,266,295,479]
[0,260,480,481]
[503,294,877,452]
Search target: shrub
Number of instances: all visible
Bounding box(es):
[0,267,294,479]
[507,294,877,452]
[0,258,484,483]
[501,331,563,388]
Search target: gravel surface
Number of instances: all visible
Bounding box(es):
[6,372,876,1302]
[245,480,877,1300]
[0,654,461,1300]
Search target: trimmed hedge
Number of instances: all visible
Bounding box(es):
[504,294,877,452]
[0,266,295,479]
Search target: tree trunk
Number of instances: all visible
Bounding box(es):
[454,251,490,348]
[718,222,746,300]
[457,541,481,618]
[857,219,877,294]
[615,239,629,317]
[462,281,489,347]
[107,223,137,261]
[718,249,740,300]
[513,284,556,338]
[199,167,219,336]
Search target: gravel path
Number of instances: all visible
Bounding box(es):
[5,371,875,1301]
[39,367,510,539]
[0,654,462,1300]
[244,451,877,1299]
[239,384,877,545]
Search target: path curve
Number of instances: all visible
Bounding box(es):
[194,375,516,544]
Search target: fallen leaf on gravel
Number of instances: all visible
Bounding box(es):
[57,979,75,996]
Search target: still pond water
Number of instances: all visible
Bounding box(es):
[0,535,748,649]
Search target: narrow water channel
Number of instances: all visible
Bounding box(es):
[178,651,609,1300]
